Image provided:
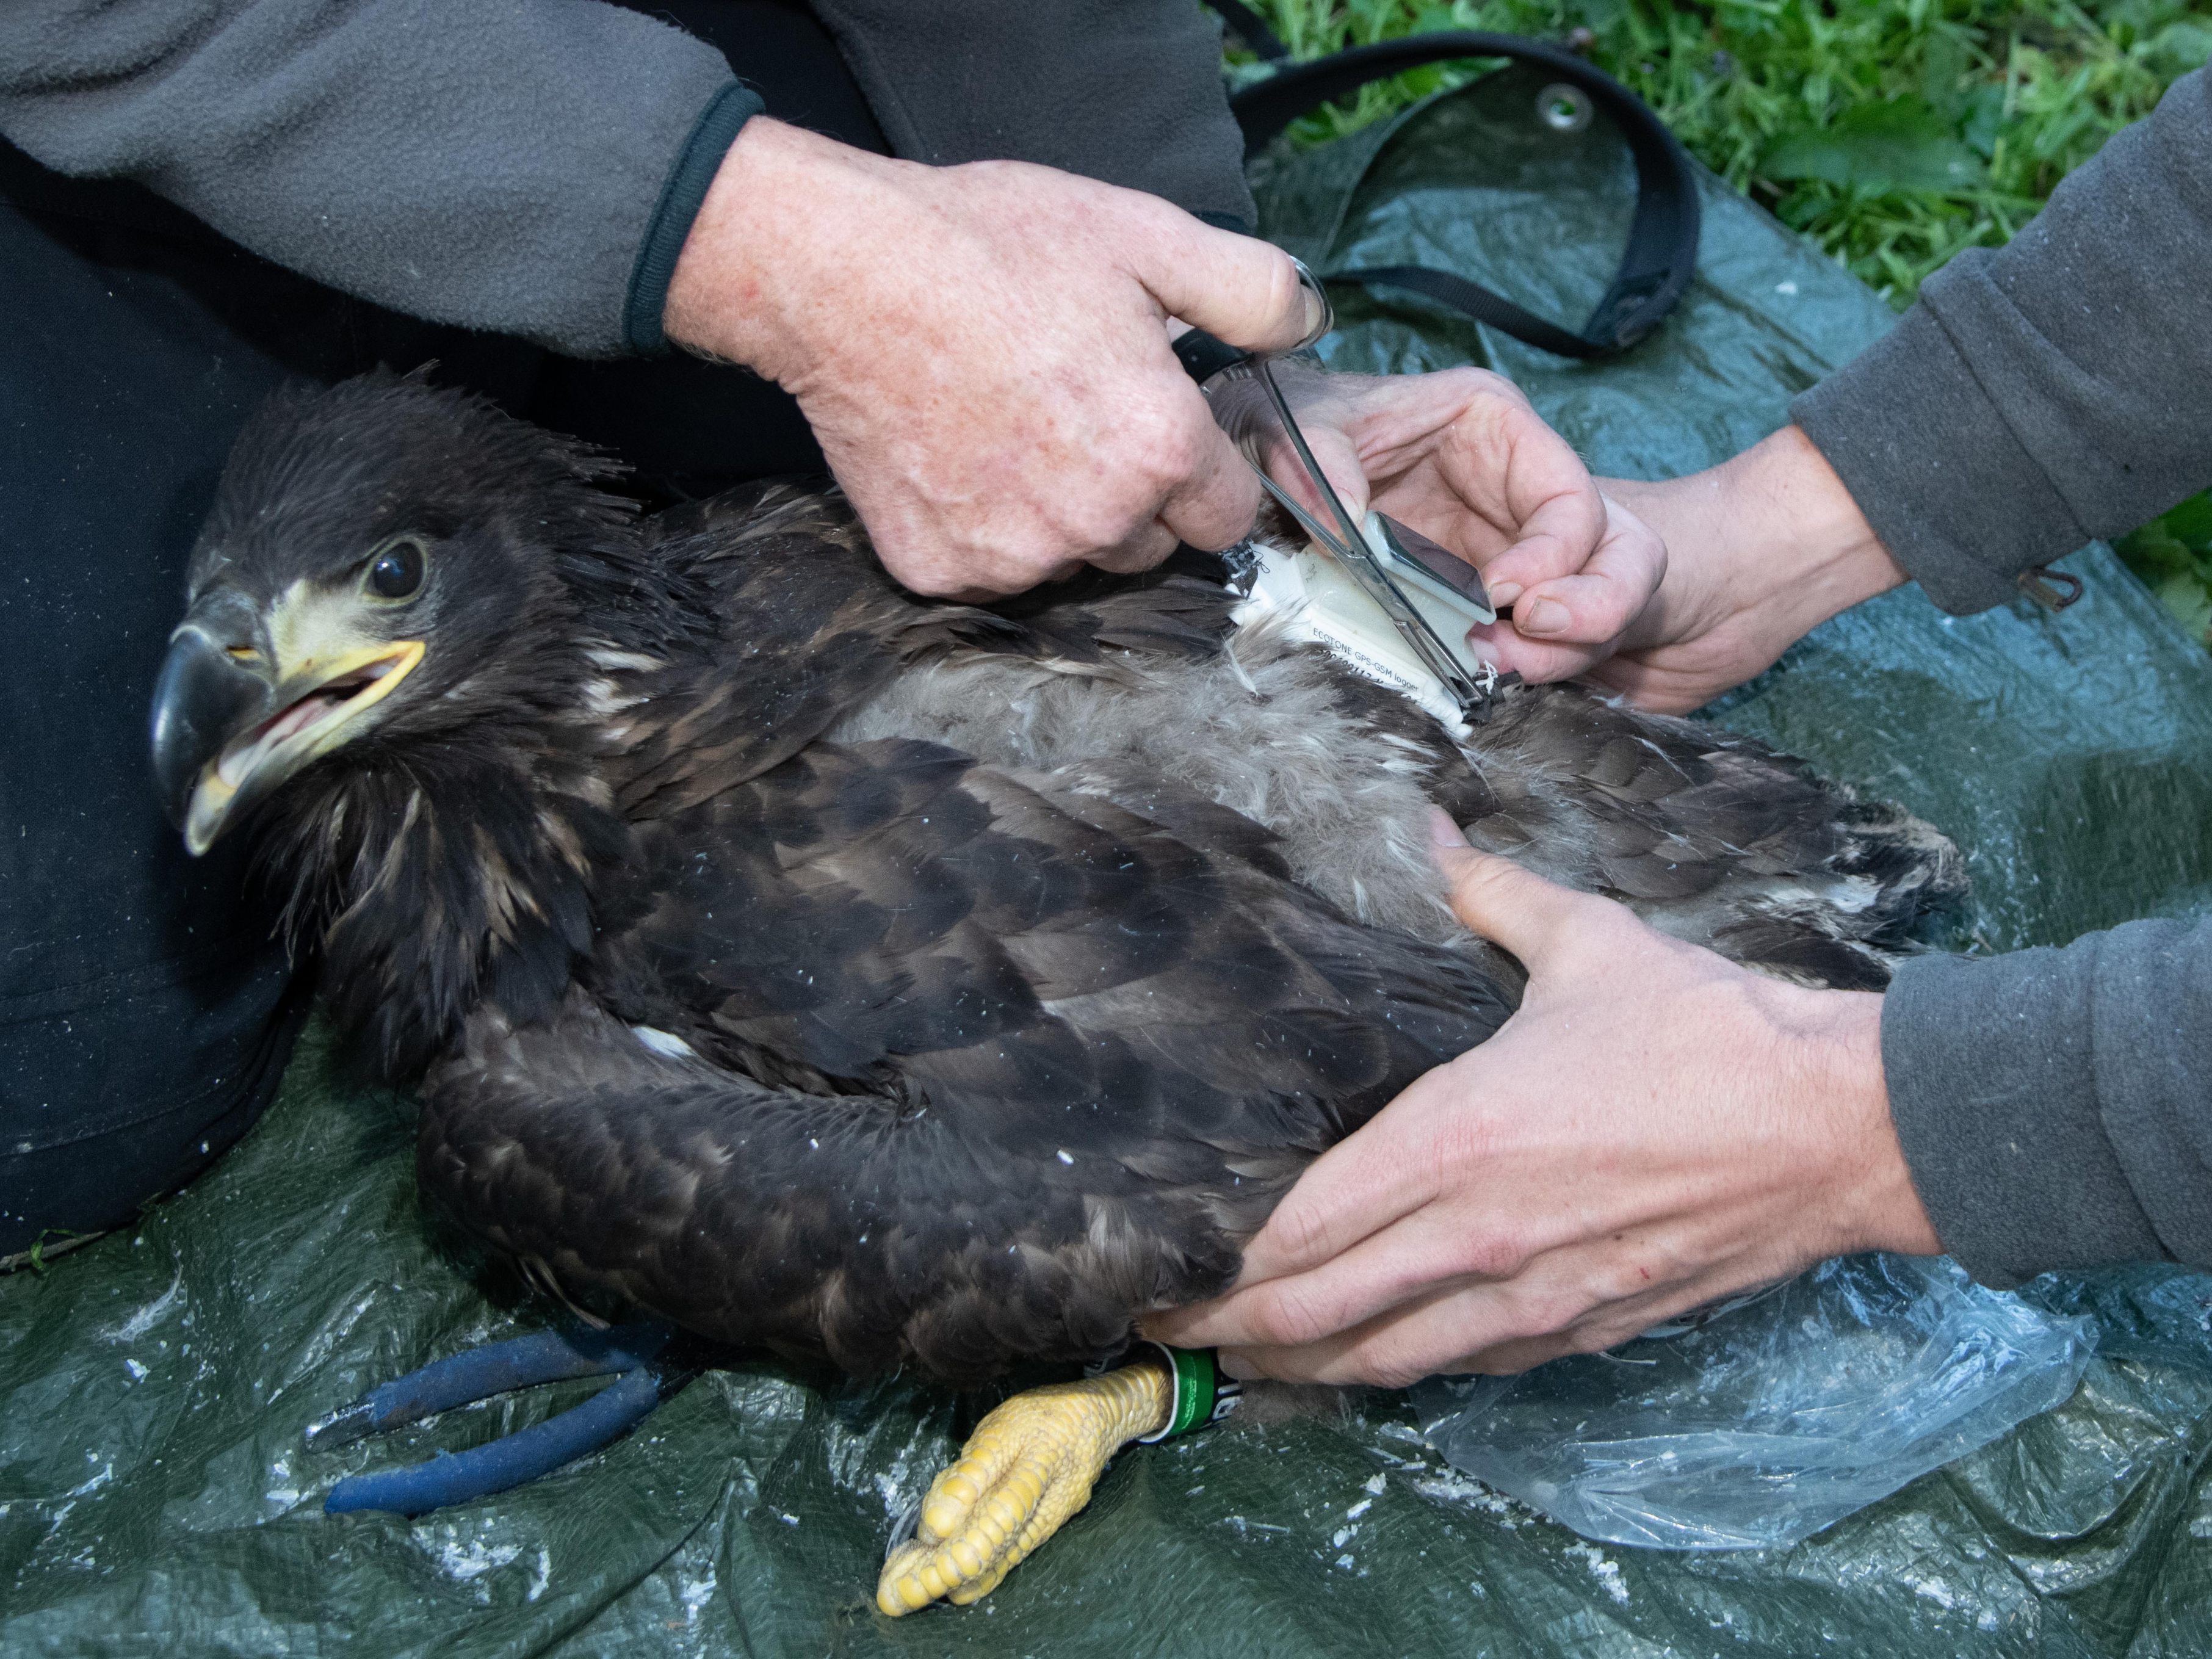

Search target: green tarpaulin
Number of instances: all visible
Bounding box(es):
[7,64,2211,1657]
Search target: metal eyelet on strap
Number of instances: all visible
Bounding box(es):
[2018,565,2084,612]
[1536,83,1594,132]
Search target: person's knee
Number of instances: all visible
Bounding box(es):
[0,918,308,1261]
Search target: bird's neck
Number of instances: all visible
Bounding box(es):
[267,716,630,1081]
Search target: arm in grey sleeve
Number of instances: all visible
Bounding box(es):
[0,0,759,357]
[1882,916,2212,1285]
[1789,68,2212,613]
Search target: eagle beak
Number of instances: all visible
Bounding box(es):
[150,588,424,855]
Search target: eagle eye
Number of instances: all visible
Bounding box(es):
[365,538,427,602]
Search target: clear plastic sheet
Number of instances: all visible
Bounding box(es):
[1411,1255,2100,1551]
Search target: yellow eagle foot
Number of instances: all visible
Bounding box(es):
[875,1358,1173,1615]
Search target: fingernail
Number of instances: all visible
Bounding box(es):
[1426,806,1469,848]
[1299,289,1328,344]
[1218,1350,1260,1382]
[1519,597,1569,635]
[1486,580,1522,610]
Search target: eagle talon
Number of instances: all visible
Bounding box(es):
[875,1359,1173,1615]
[882,1494,923,1557]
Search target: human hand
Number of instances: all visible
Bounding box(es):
[1583,425,1910,713]
[663,118,1318,597]
[1145,814,1940,1385]
[1241,367,1668,684]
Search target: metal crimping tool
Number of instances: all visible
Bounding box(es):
[1174,259,1507,725]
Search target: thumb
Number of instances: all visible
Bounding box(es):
[1135,208,1321,355]
[1426,810,1585,967]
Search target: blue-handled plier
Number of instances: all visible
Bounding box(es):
[307,1320,695,1517]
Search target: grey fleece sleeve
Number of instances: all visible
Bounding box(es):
[1791,68,2212,613]
[1882,918,2212,1286]
[1802,73,2212,1286]
[0,0,757,358]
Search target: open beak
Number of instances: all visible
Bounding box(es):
[150,590,423,855]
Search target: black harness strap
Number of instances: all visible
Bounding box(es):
[1217,24,1702,358]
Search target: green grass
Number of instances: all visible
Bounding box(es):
[1235,0,2212,642]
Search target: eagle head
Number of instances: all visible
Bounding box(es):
[148,372,643,855]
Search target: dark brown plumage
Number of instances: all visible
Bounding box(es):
[150,372,1963,1387]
